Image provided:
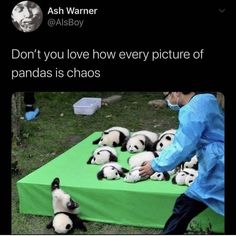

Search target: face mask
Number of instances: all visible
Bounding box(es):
[166,99,180,111]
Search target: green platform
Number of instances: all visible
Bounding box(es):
[17,132,224,233]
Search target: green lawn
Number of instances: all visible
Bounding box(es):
[12,91,180,234]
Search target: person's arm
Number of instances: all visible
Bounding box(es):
[140,109,205,176]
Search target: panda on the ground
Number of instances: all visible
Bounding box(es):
[92,126,130,147]
[121,130,159,153]
[97,162,129,180]
[46,177,87,234]
[154,129,176,152]
[87,146,118,165]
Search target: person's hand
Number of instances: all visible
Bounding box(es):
[139,161,155,177]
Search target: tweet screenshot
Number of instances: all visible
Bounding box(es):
[3,0,231,235]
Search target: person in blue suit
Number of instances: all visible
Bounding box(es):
[139,92,224,234]
[24,92,40,121]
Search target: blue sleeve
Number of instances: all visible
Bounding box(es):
[151,109,205,172]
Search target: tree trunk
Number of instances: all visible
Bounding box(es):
[12,92,22,143]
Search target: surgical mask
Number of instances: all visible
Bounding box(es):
[166,99,180,111]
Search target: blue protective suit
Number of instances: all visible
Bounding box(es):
[151,93,224,216]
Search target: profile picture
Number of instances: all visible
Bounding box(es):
[11,1,43,32]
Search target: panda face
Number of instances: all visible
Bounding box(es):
[172,168,198,186]
[97,162,128,180]
[88,146,117,165]
[150,172,165,181]
[103,166,120,180]
[53,213,73,234]
[98,131,120,147]
[126,135,145,153]
[184,169,198,186]
[91,150,111,164]
[156,134,175,151]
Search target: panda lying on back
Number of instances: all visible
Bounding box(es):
[46,177,87,234]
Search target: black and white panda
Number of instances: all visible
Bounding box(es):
[172,168,198,186]
[87,146,118,165]
[121,130,159,153]
[46,177,87,234]
[124,166,150,183]
[184,155,198,170]
[97,162,129,180]
[93,127,130,147]
[154,129,176,151]
[150,171,171,181]
[128,151,159,169]
[184,168,198,186]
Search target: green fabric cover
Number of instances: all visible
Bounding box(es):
[17,132,224,233]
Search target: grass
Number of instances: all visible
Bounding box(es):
[11,91,179,234]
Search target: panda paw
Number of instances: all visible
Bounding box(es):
[51,177,60,190]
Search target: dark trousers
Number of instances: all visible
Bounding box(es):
[24,92,35,105]
[160,194,207,235]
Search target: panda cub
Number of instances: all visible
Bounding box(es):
[121,130,159,153]
[128,151,159,169]
[47,177,87,234]
[172,168,198,186]
[93,126,130,147]
[150,171,171,181]
[87,146,118,165]
[154,129,176,151]
[124,166,150,183]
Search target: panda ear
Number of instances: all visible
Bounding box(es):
[172,176,177,184]
[145,140,154,151]
[153,151,159,158]
[119,132,127,145]
[109,153,118,162]
[104,131,109,135]
[163,172,170,181]
[93,138,101,144]
[118,170,125,177]
[151,140,158,151]
[121,140,128,151]
[119,167,129,177]
[122,167,129,173]
[192,163,198,170]
[97,170,104,180]
[113,141,118,147]
[87,156,94,164]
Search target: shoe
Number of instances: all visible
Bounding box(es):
[25,108,40,121]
